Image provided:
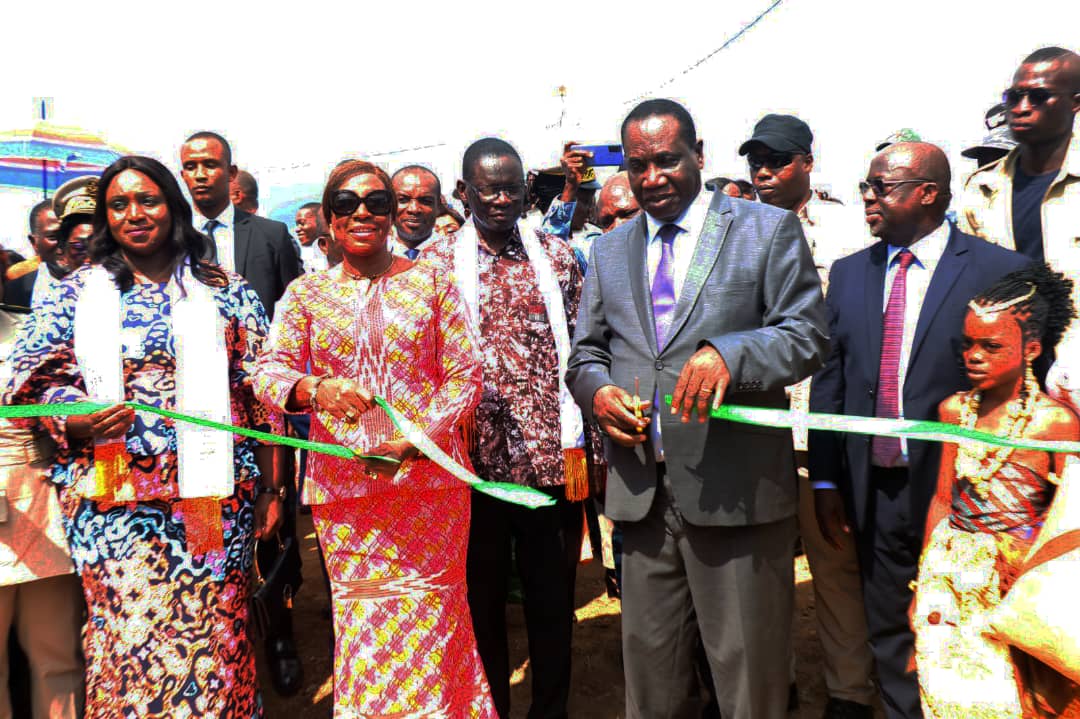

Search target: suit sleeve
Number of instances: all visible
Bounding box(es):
[567,239,612,423]
[275,224,303,295]
[807,262,847,490]
[706,211,829,391]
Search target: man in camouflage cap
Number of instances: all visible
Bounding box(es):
[3,176,97,310]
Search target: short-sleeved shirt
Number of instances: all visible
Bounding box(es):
[1011,166,1057,263]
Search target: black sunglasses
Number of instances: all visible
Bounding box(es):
[858,178,934,197]
[747,152,798,172]
[1002,87,1073,108]
[329,189,394,217]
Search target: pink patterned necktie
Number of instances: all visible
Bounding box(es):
[871,248,915,467]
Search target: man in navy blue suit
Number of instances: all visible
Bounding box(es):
[808,142,1030,719]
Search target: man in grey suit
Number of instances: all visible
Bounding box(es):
[567,99,829,719]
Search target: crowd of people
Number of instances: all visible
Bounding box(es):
[0,44,1077,719]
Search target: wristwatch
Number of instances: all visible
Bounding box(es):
[256,484,287,500]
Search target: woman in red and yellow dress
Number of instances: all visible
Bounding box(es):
[253,160,495,718]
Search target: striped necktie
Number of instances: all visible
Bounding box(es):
[871,248,915,467]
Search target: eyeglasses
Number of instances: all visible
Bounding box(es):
[1002,87,1074,108]
[329,189,393,217]
[465,182,527,201]
[747,152,797,172]
[858,178,934,197]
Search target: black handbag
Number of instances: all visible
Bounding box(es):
[249,536,298,641]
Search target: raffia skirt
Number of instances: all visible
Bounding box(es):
[914,519,1023,718]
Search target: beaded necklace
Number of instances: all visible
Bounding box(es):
[954,375,1039,498]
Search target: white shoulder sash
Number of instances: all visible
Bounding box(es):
[74,264,234,498]
[453,221,584,450]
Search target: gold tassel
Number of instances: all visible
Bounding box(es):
[87,440,132,500]
[563,447,589,501]
[179,498,224,556]
[460,414,477,454]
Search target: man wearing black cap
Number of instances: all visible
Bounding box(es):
[961,103,1017,169]
[740,114,876,719]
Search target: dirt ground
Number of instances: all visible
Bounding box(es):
[261,514,885,718]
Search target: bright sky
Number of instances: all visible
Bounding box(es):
[1,0,1077,250]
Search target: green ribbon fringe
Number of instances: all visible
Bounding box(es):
[660,395,1080,454]
[0,399,555,509]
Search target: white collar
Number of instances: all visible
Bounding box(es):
[887,220,951,268]
[643,188,711,243]
[193,202,235,231]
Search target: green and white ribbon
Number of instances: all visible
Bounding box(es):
[0,399,555,509]
[372,397,554,508]
[661,396,1080,454]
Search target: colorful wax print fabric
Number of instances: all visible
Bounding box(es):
[2,266,274,717]
[314,488,496,718]
[424,229,586,488]
[253,261,482,505]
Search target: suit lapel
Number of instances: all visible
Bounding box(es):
[233,210,252,276]
[663,195,731,351]
[908,229,967,372]
[626,214,659,355]
[864,242,888,375]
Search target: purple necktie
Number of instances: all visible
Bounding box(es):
[871,248,916,467]
[649,224,679,459]
[652,224,679,348]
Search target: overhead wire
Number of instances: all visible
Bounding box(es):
[623,0,786,104]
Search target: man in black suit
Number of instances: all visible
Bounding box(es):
[180,132,301,319]
[179,131,305,696]
[808,143,1030,719]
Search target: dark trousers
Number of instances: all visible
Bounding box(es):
[255,444,303,640]
[858,467,924,719]
[466,487,583,719]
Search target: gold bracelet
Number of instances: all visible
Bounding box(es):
[309,375,330,413]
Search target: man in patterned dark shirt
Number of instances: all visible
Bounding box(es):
[425,137,590,719]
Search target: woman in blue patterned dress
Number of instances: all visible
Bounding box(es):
[3,156,283,719]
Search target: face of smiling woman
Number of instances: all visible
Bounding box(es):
[105,169,173,258]
[331,173,393,260]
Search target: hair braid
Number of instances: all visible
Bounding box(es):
[972,263,1076,351]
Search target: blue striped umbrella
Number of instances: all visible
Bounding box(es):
[0,121,125,197]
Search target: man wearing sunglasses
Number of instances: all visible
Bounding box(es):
[423,137,592,719]
[959,46,1080,414]
[740,114,877,719]
[810,142,1029,719]
[178,131,306,698]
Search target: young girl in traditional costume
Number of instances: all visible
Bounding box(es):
[915,264,1080,718]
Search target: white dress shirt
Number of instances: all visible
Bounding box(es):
[193,203,236,273]
[300,242,328,273]
[642,188,713,462]
[880,220,951,466]
[644,189,712,299]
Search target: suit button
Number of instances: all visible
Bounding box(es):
[868,388,875,397]
[655,360,664,371]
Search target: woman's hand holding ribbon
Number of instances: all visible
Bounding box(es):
[314,378,374,423]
